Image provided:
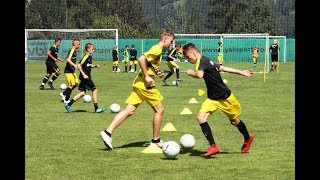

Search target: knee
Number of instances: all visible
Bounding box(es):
[230,118,240,126]
[197,114,206,124]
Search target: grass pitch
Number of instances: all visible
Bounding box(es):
[25,61,295,179]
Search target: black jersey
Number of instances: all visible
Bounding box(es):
[64,48,78,73]
[46,45,59,62]
[129,48,138,60]
[79,53,93,79]
[112,49,118,61]
[198,56,231,100]
[269,44,279,55]
[166,48,178,61]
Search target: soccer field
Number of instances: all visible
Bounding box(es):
[25,61,295,179]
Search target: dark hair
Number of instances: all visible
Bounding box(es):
[131,44,135,48]
[55,38,61,43]
[182,43,198,55]
[85,42,94,51]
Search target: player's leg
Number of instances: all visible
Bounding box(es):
[144,88,165,147]
[134,60,138,72]
[100,89,142,150]
[48,62,61,89]
[172,62,181,81]
[197,99,220,157]
[162,62,174,85]
[39,61,52,90]
[85,78,106,113]
[222,93,253,153]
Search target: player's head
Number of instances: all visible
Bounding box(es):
[113,45,118,49]
[218,41,222,45]
[125,45,129,49]
[159,29,175,49]
[85,42,94,53]
[182,43,200,64]
[175,43,181,49]
[55,38,61,46]
[273,39,278,44]
[72,38,80,48]
[131,44,135,48]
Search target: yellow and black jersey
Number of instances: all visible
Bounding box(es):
[112,49,118,61]
[79,52,93,79]
[64,47,78,73]
[129,48,138,60]
[166,48,178,61]
[46,45,59,62]
[197,56,231,100]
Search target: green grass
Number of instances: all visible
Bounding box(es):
[25,61,295,179]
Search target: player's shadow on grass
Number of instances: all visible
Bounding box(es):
[116,141,150,149]
[179,148,239,158]
[71,110,88,113]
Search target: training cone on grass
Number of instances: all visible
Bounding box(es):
[198,89,206,96]
[188,97,198,104]
[141,143,163,153]
[223,79,228,83]
[162,123,177,131]
[180,108,192,114]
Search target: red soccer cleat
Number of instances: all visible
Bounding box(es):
[241,134,254,153]
[202,144,220,157]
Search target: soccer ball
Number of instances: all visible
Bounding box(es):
[180,134,196,149]
[83,94,92,103]
[130,69,135,73]
[110,103,120,113]
[172,80,179,86]
[60,83,67,90]
[162,141,180,159]
[117,68,121,72]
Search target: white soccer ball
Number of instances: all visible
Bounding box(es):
[162,141,180,159]
[172,80,179,86]
[83,94,92,103]
[110,103,120,113]
[60,83,67,90]
[130,69,135,73]
[117,68,121,72]
[180,134,196,149]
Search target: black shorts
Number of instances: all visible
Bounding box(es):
[78,78,96,92]
[271,54,278,62]
[46,61,59,74]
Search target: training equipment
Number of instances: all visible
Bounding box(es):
[60,83,67,90]
[83,94,92,103]
[25,29,118,61]
[172,80,179,86]
[180,134,196,149]
[162,141,180,159]
[110,103,120,113]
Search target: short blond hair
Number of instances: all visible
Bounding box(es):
[159,29,175,41]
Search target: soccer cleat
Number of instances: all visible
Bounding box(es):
[64,103,71,113]
[150,139,164,148]
[162,79,168,86]
[241,134,254,153]
[95,107,107,113]
[202,144,220,157]
[48,81,54,89]
[176,78,182,82]
[39,85,45,90]
[60,92,66,101]
[100,131,113,150]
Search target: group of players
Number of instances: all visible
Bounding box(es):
[38,29,256,158]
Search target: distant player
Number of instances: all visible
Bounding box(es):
[39,38,64,90]
[123,45,130,72]
[112,45,119,72]
[217,41,223,65]
[64,42,106,113]
[129,44,138,72]
[252,45,259,67]
[162,43,181,85]
[60,38,80,103]
[269,39,280,72]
